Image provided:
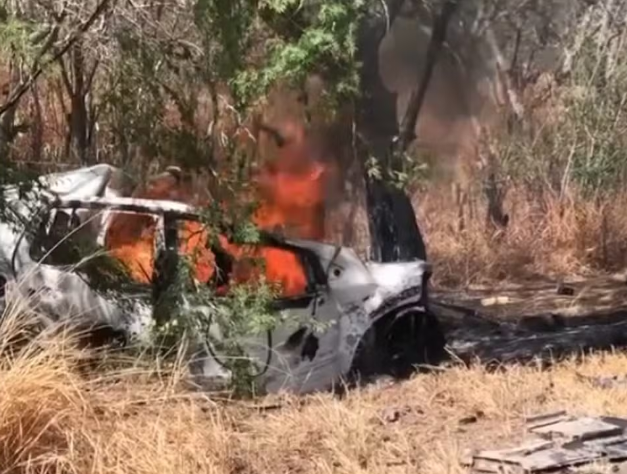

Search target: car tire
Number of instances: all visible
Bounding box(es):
[349,307,447,382]
[0,273,6,314]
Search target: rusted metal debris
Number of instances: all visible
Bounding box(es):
[463,411,627,473]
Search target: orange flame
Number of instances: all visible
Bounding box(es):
[104,120,331,298]
[254,123,327,240]
[104,170,216,285]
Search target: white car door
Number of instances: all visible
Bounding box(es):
[189,237,348,394]
[14,206,155,340]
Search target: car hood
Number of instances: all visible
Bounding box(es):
[363,260,430,313]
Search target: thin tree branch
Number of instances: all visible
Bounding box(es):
[396,0,459,154]
[58,54,73,93]
[256,122,288,148]
[86,58,100,90]
[0,0,113,117]
[386,0,406,30]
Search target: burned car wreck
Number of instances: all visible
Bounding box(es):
[0,164,445,394]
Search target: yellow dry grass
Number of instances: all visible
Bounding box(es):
[3,288,627,474]
[418,186,627,288]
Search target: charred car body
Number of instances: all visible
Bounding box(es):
[0,164,445,394]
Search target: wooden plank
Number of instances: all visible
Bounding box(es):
[516,446,602,471]
[474,440,555,461]
[471,457,524,474]
[468,415,627,473]
[525,411,571,431]
[524,410,568,424]
[530,417,624,442]
[471,444,602,473]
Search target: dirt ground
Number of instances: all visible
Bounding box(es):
[433,273,627,324]
[52,351,627,474]
[431,274,627,366]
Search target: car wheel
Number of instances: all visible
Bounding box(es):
[350,307,447,382]
[382,308,447,378]
[0,273,6,299]
[0,274,6,313]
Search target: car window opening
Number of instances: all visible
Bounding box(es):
[207,238,311,298]
[32,208,312,299]
[175,225,311,298]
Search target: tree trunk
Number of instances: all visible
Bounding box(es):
[364,177,427,262]
[31,82,44,163]
[0,62,21,161]
[356,0,459,263]
[67,42,92,164]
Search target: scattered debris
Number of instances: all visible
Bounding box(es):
[464,411,627,473]
[379,406,414,424]
[556,282,576,296]
[516,313,566,332]
[381,407,403,423]
[460,410,485,425]
[576,374,627,390]
[481,296,511,307]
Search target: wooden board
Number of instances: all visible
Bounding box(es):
[464,413,627,473]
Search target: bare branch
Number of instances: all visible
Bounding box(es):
[257,122,288,148]
[86,58,100,90]
[396,0,459,154]
[58,54,73,93]
[386,0,405,30]
[0,0,113,117]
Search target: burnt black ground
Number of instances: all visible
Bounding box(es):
[431,276,627,369]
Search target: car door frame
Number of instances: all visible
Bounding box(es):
[159,212,343,379]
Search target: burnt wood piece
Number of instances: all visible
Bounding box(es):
[524,411,570,431]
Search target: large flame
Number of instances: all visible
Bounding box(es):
[104,170,216,285]
[253,121,327,240]
[104,121,331,298]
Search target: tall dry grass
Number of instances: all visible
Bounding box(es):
[0,285,233,474]
[412,9,627,289]
[5,281,627,473]
[418,186,627,288]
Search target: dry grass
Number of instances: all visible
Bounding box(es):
[417,185,627,288]
[3,287,627,474]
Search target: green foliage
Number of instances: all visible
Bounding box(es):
[99,28,173,168]
[0,11,63,86]
[193,0,366,109]
[0,0,371,396]
[498,35,627,200]
[152,248,283,397]
[2,0,369,170]
[196,277,281,396]
[193,0,257,80]
[564,38,627,197]
[390,151,431,190]
[0,16,41,59]
[0,13,49,206]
